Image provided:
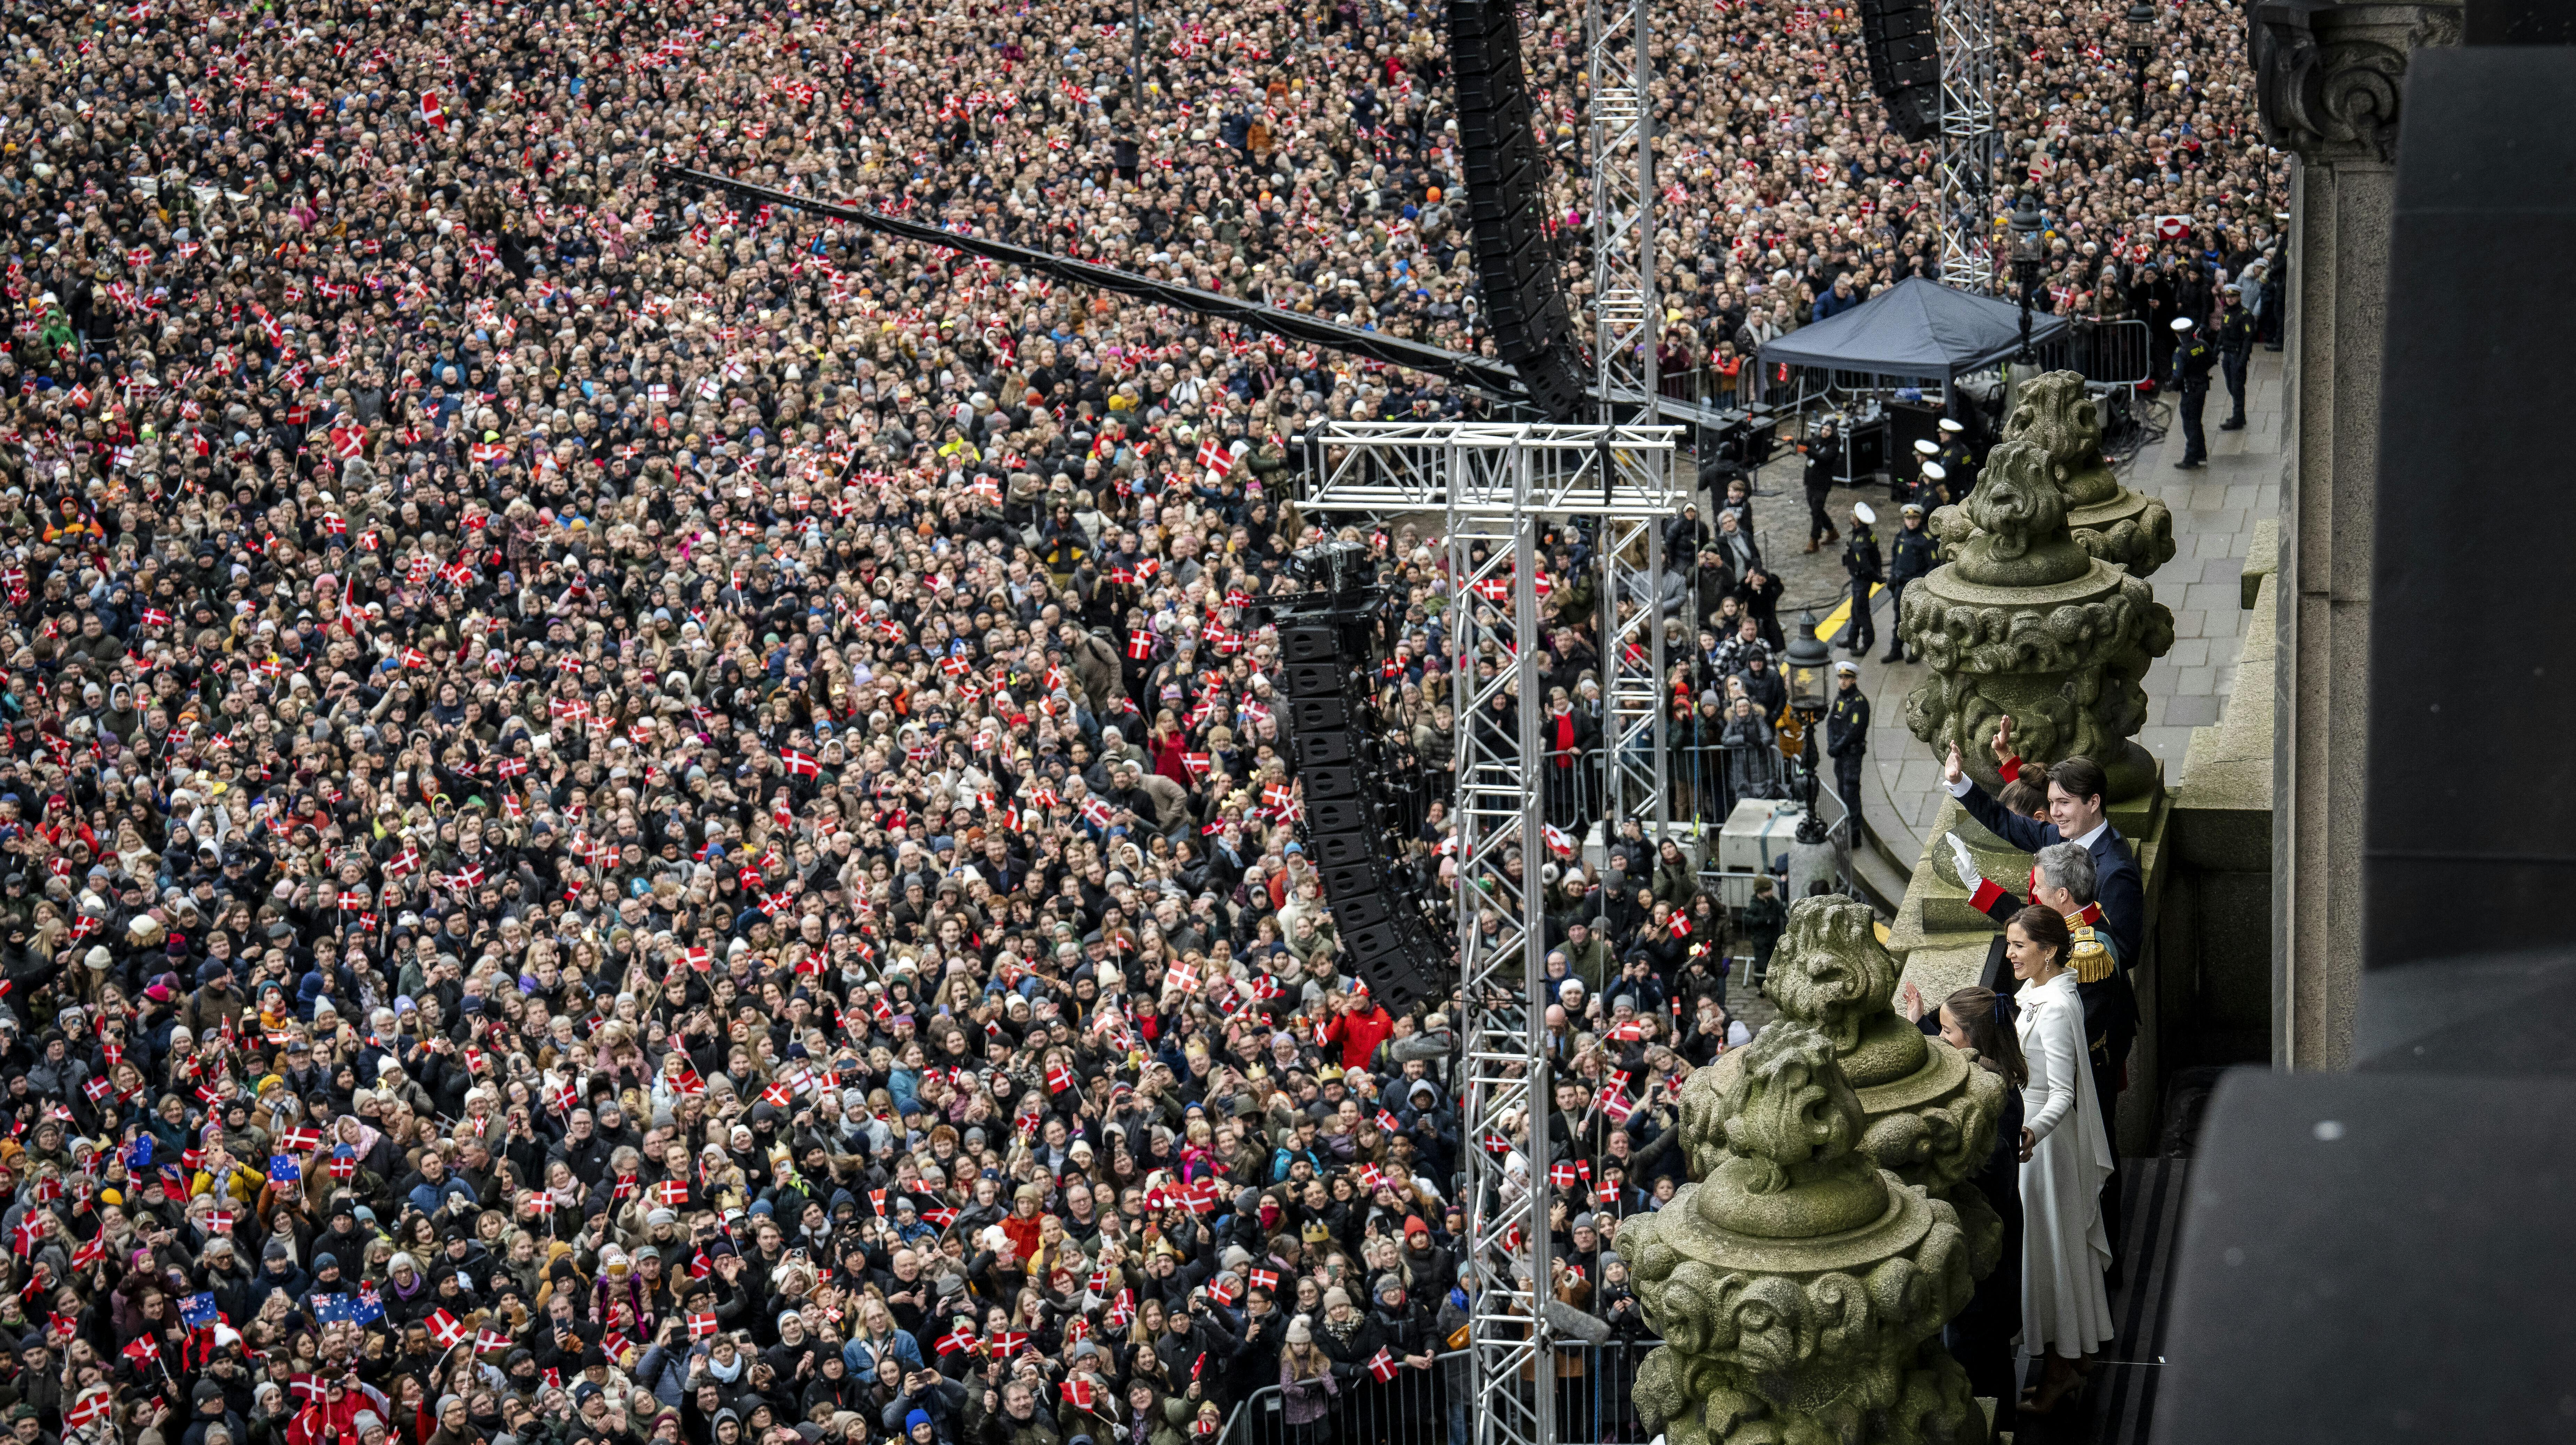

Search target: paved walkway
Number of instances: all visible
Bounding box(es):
[1833,353,2286,862]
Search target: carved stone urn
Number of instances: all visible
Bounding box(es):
[1682,897,2008,1278]
[1903,422,2176,803]
[1625,1021,1986,1445]
[2002,370,2176,579]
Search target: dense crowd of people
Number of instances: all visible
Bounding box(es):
[0,0,2269,1441]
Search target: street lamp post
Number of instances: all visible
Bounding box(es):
[1783,612,1835,846]
[2009,192,2046,363]
[2126,1,2158,124]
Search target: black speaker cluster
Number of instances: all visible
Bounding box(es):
[1450,0,1593,423]
[1273,607,1447,1012]
[1857,0,1940,142]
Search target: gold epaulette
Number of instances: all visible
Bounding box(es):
[2070,929,2114,984]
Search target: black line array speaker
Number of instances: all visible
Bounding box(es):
[1272,611,1445,1012]
[1857,0,1939,141]
[1450,0,1592,423]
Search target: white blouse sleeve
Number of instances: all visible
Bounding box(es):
[2023,994,2081,1143]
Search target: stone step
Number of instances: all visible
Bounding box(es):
[1847,825,1913,918]
[1859,769,1924,878]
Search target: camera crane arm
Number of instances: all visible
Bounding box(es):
[652,163,1535,406]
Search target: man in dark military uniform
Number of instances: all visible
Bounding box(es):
[2168,314,2216,469]
[1934,417,1977,498]
[1881,503,1937,663]
[1904,437,1939,506]
[1825,660,1869,828]
[1841,502,1882,657]
[2215,284,2255,430]
[1799,419,1842,553]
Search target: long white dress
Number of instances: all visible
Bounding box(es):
[2016,967,2115,1359]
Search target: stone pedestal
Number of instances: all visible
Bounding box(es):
[1902,395,2176,806]
[1625,1014,1988,1445]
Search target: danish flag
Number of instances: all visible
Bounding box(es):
[1366,1347,1399,1382]
[687,1312,718,1339]
[426,1310,466,1349]
[780,749,820,778]
[63,1389,112,1430]
[1196,439,1235,476]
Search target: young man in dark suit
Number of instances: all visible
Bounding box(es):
[1939,718,2142,971]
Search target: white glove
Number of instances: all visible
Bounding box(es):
[1946,832,1980,888]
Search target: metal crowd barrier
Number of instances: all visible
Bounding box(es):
[1215,1341,1665,1445]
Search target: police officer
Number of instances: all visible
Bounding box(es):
[1799,419,1843,553]
[1912,460,1949,513]
[2215,283,2255,430]
[1841,502,1882,657]
[2167,314,2215,469]
[1826,660,1869,828]
[1881,502,1937,663]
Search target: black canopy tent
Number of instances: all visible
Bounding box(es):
[1757,277,2071,393]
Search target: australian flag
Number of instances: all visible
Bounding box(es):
[309,1294,354,1324]
[352,1285,384,1325]
[125,1137,152,1173]
[178,1293,219,1329]
[268,1155,300,1185]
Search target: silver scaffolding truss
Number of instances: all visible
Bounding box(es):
[1587,0,1658,422]
[1306,421,1677,840]
[1937,0,2000,291]
[1304,421,1680,1445]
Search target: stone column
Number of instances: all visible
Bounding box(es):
[2253,0,2460,1069]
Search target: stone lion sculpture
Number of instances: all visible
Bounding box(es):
[1951,439,2092,588]
[2005,369,2179,576]
[1624,1024,1985,1445]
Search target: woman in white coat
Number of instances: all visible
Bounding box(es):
[2008,904,2115,1414]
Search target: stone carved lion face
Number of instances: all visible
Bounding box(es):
[1763,898,1899,1053]
[1960,440,2065,560]
[2004,371,2104,472]
[1716,1023,1865,1193]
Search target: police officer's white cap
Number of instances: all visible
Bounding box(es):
[2171,316,2196,332]
[1920,462,1947,481]
[1938,419,1964,433]
[1851,502,1877,525]
[1901,502,1925,515]
[1913,439,1939,455]
[1833,661,1858,676]
[2222,282,2242,293]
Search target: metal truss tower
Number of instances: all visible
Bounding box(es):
[1305,421,1680,1445]
[1587,0,1658,418]
[1937,0,2000,291]
[1584,0,1670,845]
